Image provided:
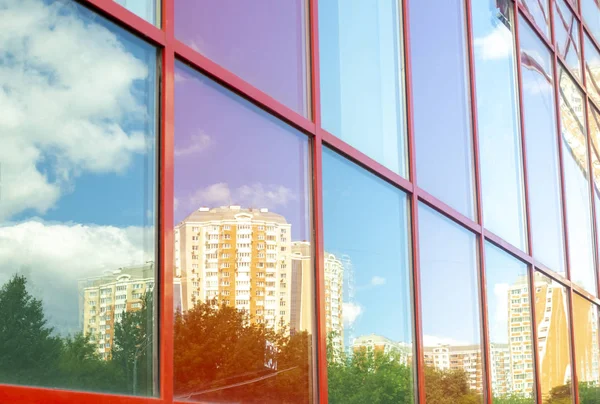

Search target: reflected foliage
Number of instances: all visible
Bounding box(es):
[0,274,151,394]
[174,301,311,403]
[326,333,413,404]
[424,366,481,404]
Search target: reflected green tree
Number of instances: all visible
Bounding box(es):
[492,393,534,404]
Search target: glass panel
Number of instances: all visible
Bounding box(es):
[485,243,535,402]
[419,204,483,403]
[322,149,414,403]
[519,0,551,38]
[583,0,600,46]
[572,294,600,402]
[115,0,159,25]
[472,2,527,250]
[174,0,310,117]
[173,62,314,402]
[585,33,600,107]
[588,105,600,268]
[533,273,573,402]
[519,17,566,275]
[319,1,407,177]
[558,68,597,294]
[409,0,476,219]
[0,0,157,395]
[555,0,583,80]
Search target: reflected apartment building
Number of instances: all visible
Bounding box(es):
[80,264,155,359]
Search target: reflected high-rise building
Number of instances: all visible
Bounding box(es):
[423,344,484,392]
[174,206,292,331]
[80,263,155,359]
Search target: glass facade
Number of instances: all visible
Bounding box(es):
[4,0,600,403]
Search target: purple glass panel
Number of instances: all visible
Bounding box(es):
[175,0,310,117]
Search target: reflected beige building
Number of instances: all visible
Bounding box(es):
[80,263,155,359]
[175,206,292,331]
[423,344,484,392]
[352,334,411,365]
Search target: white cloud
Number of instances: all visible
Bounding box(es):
[474,24,513,61]
[174,132,212,157]
[370,276,386,286]
[187,183,296,211]
[422,335,469,347]
[342,302,362,326]
[0,0,152,220]
[173,197,180,212]
[0,220,153,335]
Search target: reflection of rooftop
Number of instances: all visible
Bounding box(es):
[179,206,288,226]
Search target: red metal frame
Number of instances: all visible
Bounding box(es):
[3,0,600,403]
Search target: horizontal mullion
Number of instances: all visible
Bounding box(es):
[483,229,533,265]
[320,129,413,194]
[415,187,482,235]
[556,53,586,90]
[174,41,316,137]
[534,260,571,288]
[79,0,166,47]
[0,383,164,404]
[572,283,600,306]
[583,20,600,55]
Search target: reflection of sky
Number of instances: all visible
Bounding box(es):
[419,204,480,345]
[322,148,412,345]
[485,242,529,344]
[472,1,527,251]
[520,0,550,38]
[519,17,566,275]
[174,0,308,116]
[173,63,310,242]
[319,0,406,176]
[0,0,157,335]
[409,0,475,219]
[115,0,157,25]
[555,0,582,80]
[583,0,600,46]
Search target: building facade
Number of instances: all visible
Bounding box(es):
[3,0,600,403]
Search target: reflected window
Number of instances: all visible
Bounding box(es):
[583,0,600,46]
[174,0,310,117]
[572,294,600,402]
[319,0,407,177]
[115,0,159,25]
[519,0,551,38]
[410,0,476,219]
[558,68,596,295]
[485,243,535,402]
[519,17,566,275]
[173,62,314,402]
[555,0,582,80]
[322,149,414,403]
[419,204,483,403]
[533,273,573,401]
[585,33,600,107]
[588,105,600,264]
[472,2,527,250]
[0,0,157,395]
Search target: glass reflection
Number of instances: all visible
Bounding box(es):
[519,17,566,275]
[322,148,414,403]
[519,0,551,38]
[115,0,159,25]
[572,294,600,402]
[485,243,535,402]
[419,204,483,403]
[319,0,407,177]
[533,273,573,402]
[174,0,310,117]
[558,68,597,295]
[0,0,157,395]
[472,2,527,250]
[585,33,600,107]
[555,0,582,80]
[583,0,600,46]
[409,0,476,219]
[173,62,314,403]
[588,105,600,264]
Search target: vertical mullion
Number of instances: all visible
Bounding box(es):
[464,0,493,402]
[308,0,327,403]
[513,8,544,404]
[159,0,175,400]
[549,0,580,402]
[400,1,425,403]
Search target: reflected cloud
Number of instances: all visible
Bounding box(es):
[370,276,386,286]
[174,131,212,157]
[0,0,151,221]
[342,302,362,326]
[187,183,297,214]
[474,24,513,61]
